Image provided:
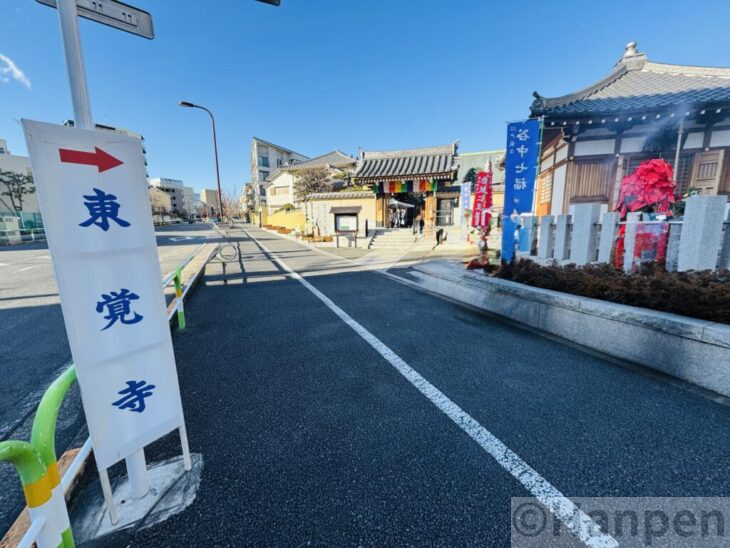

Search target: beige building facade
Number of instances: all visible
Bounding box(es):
[249,137,308,218]
[199,189,221,216]
[263,150,357,216]
[304,191,377,237]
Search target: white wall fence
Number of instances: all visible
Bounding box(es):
[516,195,730,272]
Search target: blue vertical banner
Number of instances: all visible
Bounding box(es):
[502,118,542,262]
[460,180,471,240]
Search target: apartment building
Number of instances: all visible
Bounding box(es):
[149,177,195,217]
[249,138,308,222]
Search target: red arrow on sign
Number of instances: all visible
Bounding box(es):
[58,147,123,173]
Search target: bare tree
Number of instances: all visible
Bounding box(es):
[196,203,209,219]
[293,167,333,202]
[220,187,242,219]
[0,169,36,215]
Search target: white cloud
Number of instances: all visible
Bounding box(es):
[0,53,31,89]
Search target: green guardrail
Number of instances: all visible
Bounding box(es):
[0,364,77,547]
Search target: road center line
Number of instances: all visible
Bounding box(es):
[18,265,43,272]
[244,229,616,548]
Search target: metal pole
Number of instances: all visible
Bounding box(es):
[673,119,684,181]
[194,107,224,219]
[178,422,192,471]
[174,268,186,329]
[56,0,93,130]
[209,112,224,220]
[126,449,149,499]
[97,468,118,525]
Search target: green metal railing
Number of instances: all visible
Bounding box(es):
[0,365,77,547]
[162,243,207,330]
[31,366,78,547]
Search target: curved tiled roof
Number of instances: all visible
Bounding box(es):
[531,44,730,117]
[265,150,356,183]
[306,191,374,200]
[352,142,458,182]
[278,150,355,171]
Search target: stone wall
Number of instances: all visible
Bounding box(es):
[406,261,730,397]
[266,208,305,231]
[521,195,730,272]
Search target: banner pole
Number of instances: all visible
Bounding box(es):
[530,116,545,215]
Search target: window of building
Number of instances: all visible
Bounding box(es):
[539,171,553,204]
[259,155,269,168]
[258,171,269,181]
[277,158,283,167]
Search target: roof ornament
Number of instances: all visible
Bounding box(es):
[616,40,646,69]
[530,91,546,117]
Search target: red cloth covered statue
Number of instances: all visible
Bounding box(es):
[613,159,676,268]
[614,158,676,218]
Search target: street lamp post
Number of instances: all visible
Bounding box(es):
[179,101,224,220]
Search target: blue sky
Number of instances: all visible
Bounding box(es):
[2,0,730,194]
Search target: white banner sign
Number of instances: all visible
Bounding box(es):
[22,119,185,469]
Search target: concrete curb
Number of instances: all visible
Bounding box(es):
[407,260,730,397]
[165,243,219,321]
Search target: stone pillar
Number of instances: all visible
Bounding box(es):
[597,212,620,264]
[554,214,571,261]
[537,215,554,259]
[665,222,683,272]
[569,203,602,265]
[677,195,728,271]
[622,212,642,272]
[717,207,730,270]
[518,214,537,255]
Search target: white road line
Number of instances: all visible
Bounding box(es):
[0,262,9,267]
[18,265,43,272]
[244,228,616,548]
[35,255,52,260]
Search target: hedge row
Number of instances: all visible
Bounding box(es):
[496,260,730,324]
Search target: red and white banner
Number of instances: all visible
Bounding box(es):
[471,164,493,228]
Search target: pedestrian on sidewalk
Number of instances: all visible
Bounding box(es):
[419,217,425,234]
[436,227,444,245]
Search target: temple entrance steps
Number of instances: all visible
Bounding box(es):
[368,228,422,249]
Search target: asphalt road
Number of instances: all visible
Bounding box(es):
[85,224,730,546]
[0,222,221,534]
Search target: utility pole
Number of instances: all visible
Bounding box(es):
[179,102,224,219]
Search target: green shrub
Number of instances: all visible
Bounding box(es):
[497,260,730,323]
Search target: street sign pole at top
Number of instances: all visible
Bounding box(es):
[57,0,93,129]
